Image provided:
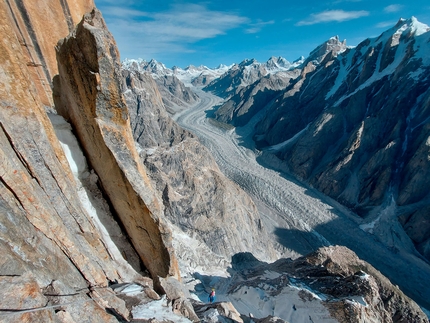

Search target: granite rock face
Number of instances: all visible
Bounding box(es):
[2,1,429,321]
[0,2,138,322]
[54,9,180,283]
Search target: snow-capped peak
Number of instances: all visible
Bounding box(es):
[239,58,259,68]
[122,58,173,78]
[326,16,430,101]
[266,56,290,68]
[395,16,430,37]
[216,63,229,69]
[122,58,147,71]
[375,16,430,48]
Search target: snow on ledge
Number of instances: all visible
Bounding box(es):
[132,295,193,322]
[48,113,140,282]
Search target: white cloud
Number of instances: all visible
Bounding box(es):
[245,20,275,34]
[384,4,403,13]
[100,3,248,59]
[297,9,369,26]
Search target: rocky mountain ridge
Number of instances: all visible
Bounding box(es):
[122,59,199,113]
[203,56,304,99]
[123,58,232,87]
[211,17,430,264]
[214,246,427,323]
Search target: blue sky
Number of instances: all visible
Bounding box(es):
[94,0,430,68]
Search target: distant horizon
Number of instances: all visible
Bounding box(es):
[94,0,430,69]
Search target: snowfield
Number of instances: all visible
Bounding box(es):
[174,88,430,312]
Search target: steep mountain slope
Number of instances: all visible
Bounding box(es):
[4,0,94,107]
[214,36,347,127]
[215,18,430,263]
[214,72,299,127]
[175,64,232,87]
[123,59,199,112]
[54,9,182,283]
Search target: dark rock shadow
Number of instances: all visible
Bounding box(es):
[204,104,220,119]
[192,272,230,303]
[274,227,325,256]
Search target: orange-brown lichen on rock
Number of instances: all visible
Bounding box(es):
[54,8,180,286]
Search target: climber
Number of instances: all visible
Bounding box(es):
[208,288,216,303]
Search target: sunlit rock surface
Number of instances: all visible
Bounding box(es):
[54,9,180,283]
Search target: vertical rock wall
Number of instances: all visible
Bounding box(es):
[54,9,180,285]
[0,2,135,322]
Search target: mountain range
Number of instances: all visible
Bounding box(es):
[1,1,430,322]
[209,17,430,265]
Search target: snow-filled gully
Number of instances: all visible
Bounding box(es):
[174,88,430,310]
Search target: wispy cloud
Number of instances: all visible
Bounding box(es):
[99,3,248,59]
[376,20,396,28]
[245,20,275,34]
[384,4,403,13]
[297,10,369,26]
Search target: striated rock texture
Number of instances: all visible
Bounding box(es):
[0,3,144,322]
[121,68,278,270]
[4,0,94,107]
[53,9,180,284]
